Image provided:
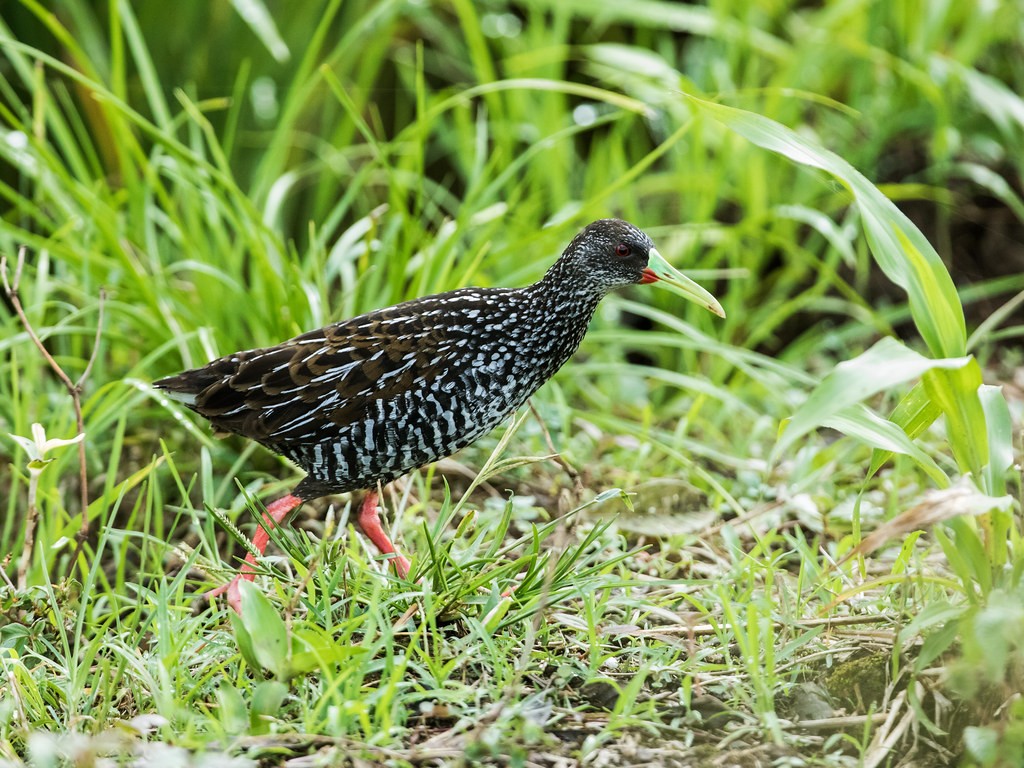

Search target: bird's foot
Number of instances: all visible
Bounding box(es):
[204,493,304,614]
[205,573,252,614]
[390,553,412,580]
[357,490,413,580]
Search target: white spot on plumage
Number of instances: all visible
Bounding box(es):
[363,419,376,452]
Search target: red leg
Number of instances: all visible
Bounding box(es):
[206,493,303,613]
[356,490,411,578]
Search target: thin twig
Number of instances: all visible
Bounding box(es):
[527,399,584,498]
[0,557,15,590]
[603,611,901,638]
[2,247,106,579]
[791,712,890,732]
[1,248,79,393]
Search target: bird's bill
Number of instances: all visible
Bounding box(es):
[640,249,726,318]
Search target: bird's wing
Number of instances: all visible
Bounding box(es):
[160,292,493,444]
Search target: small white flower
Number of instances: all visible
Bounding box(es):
[8,423,84,474]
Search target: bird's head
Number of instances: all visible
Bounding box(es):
[559,219,725,317]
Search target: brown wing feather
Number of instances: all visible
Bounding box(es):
[154,296,466,445]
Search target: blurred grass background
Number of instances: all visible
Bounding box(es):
[1,0,1023,764]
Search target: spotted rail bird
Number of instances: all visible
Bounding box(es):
[155,219,724,612]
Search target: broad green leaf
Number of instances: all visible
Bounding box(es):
[973,590,1024,681]
[910,612,960,673]
[827,405,947,487]
[945,517,995,596]
[921,362,987,478]
[868,382,942,477]
[288,627,367,675]
[234,581,290,678]
[774,337,970,459]
[690,97,966,359]
[229,610,262,676]
[250,680,288,734]
[979,384,1014,497]
[932,56,1024,136]
[935,524,987,602]
[231,593,368,679]
[214,683,249,735]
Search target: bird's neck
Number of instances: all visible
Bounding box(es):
[513,260,609,369]
[534,255,609,308]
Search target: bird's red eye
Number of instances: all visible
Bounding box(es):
[615,243,631,257]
